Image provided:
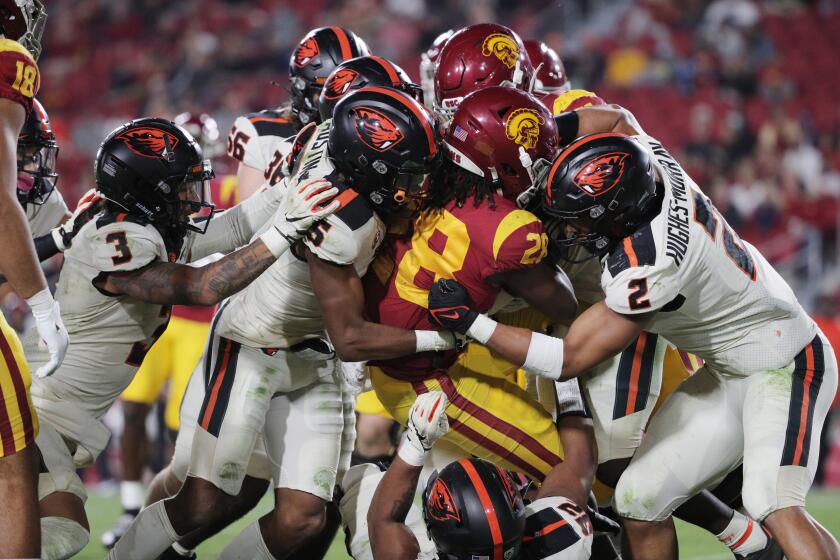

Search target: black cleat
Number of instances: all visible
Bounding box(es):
[735,538,784,560]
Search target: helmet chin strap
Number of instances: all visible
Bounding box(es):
[528,62,543,93]
[512,57,524,88]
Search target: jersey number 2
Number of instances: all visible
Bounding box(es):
[628,278,651,311]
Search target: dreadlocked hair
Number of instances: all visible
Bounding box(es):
[422,158,496,213]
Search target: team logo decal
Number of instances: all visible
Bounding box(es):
[504,108,544,150]
[324,68,359,99]
[481,33,519,69]
[495,466,519,508]
[426,478,461,523]
[573,151,629,197]
[352,107,404,152]
[294,37,320,68]
[115,128,179,161]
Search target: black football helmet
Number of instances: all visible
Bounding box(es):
[94,118,215,239]
[17,97,57,206]
[423,458,526,560]
[289,27,370,126]
[541,133,658,256]
[318,55,422,122]
[328,86,440,214]
[0,0,47,59]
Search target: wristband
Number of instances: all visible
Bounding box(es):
[397,440,427,467]
[523,331,564,380]
[258,227,293,258]
[465,314,497,344]
[26,288,55,321]
[415,330,455,353]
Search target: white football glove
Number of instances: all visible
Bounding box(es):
[275,177,341,242]
[340,360,368,397]
[398,391,450,466]
[26,289,69,378]
[51,188,105,251]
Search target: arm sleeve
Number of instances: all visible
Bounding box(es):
[0,41,39,110]
[33,233,59,261]
[485,209,547,277]
[89,221,166,273]
[181,181,286,262]
[601,259,680,315]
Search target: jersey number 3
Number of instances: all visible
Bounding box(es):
[106,231,133,265]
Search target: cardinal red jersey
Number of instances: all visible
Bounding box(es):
[172,174,240,322]
[0,38,39,112]
[367,196,547,381]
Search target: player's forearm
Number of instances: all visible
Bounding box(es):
[190,240,277,305]
[540,415,597,507]
[236,163,268,200]
[0,192,48,298]
[329,319,447,362]
[369,456,423,560]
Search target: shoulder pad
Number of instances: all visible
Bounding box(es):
[305,187,380,266]
[245,110,297,138]
[602,250,679,315]
[85,218,167,273]
[606,224,657,277]
[490,208,546,274]
[0,40,39,110]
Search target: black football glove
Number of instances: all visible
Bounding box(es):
[428,278,478,335]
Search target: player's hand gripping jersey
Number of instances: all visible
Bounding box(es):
[227,108,298,185]
[369,197,547,381]
[215,119,386,349]
[602,135,816,375]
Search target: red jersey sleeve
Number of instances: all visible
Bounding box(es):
[483,208,548,277]
[0,39,39,111]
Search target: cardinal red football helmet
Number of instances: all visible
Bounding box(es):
[433,23,533,120]
[0,0,46,59]
[419,29,453,108]
[524,39,569,95]
[443,86,558,205]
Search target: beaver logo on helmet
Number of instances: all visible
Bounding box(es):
[294,36,320,68]
[115,128,180,161]
[324,68,359,100]
[426,478,461,523]
[504,107,544,150]
[481,33,519,69]
[573,151,629,196]
[352,107,405,152]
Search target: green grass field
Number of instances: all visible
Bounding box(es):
[74,489,840,559]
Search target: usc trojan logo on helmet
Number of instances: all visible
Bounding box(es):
[352,107,405,152]
[324,69,359,100]
[426,478,461,523]
[481,33,519,69]
[504,108,544,150]
[573,151,629,197]
[115,128,180,161]
[294,37,320,68]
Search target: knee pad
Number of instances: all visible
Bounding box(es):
[41,517,89,560]
[612,468,673,522]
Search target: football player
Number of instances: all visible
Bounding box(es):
[428,106,840,560]
[24,117,339,559]
[365,86,587,484]
[229,27,369,198]
[418,29,453,106]
[366,391,594,560]
[102,111,241,549]
[110,87,449,560]
[433,23,533,121]
[0,1,64,556]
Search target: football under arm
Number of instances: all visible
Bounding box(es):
[491,262,578,322]
[0,99,49,298]
[98,238,277,306]
[368,457,424,560]
[307,249,452,362]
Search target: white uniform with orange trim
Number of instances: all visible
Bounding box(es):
[25,180,68,237]
[608,134,837,522]
[173,120,382,498]
[23,185,285,501]
[227,107,297,185]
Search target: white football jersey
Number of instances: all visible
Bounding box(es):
[601,134,816,376]
[216,120,386,348]
[339,464,438,560]
[25,181,68,237]
[227,107,297,185]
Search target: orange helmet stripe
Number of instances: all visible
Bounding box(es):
[358,86,437,156]
[331,26,353,60]
[369,55,401,86]
[459,459,504,560]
